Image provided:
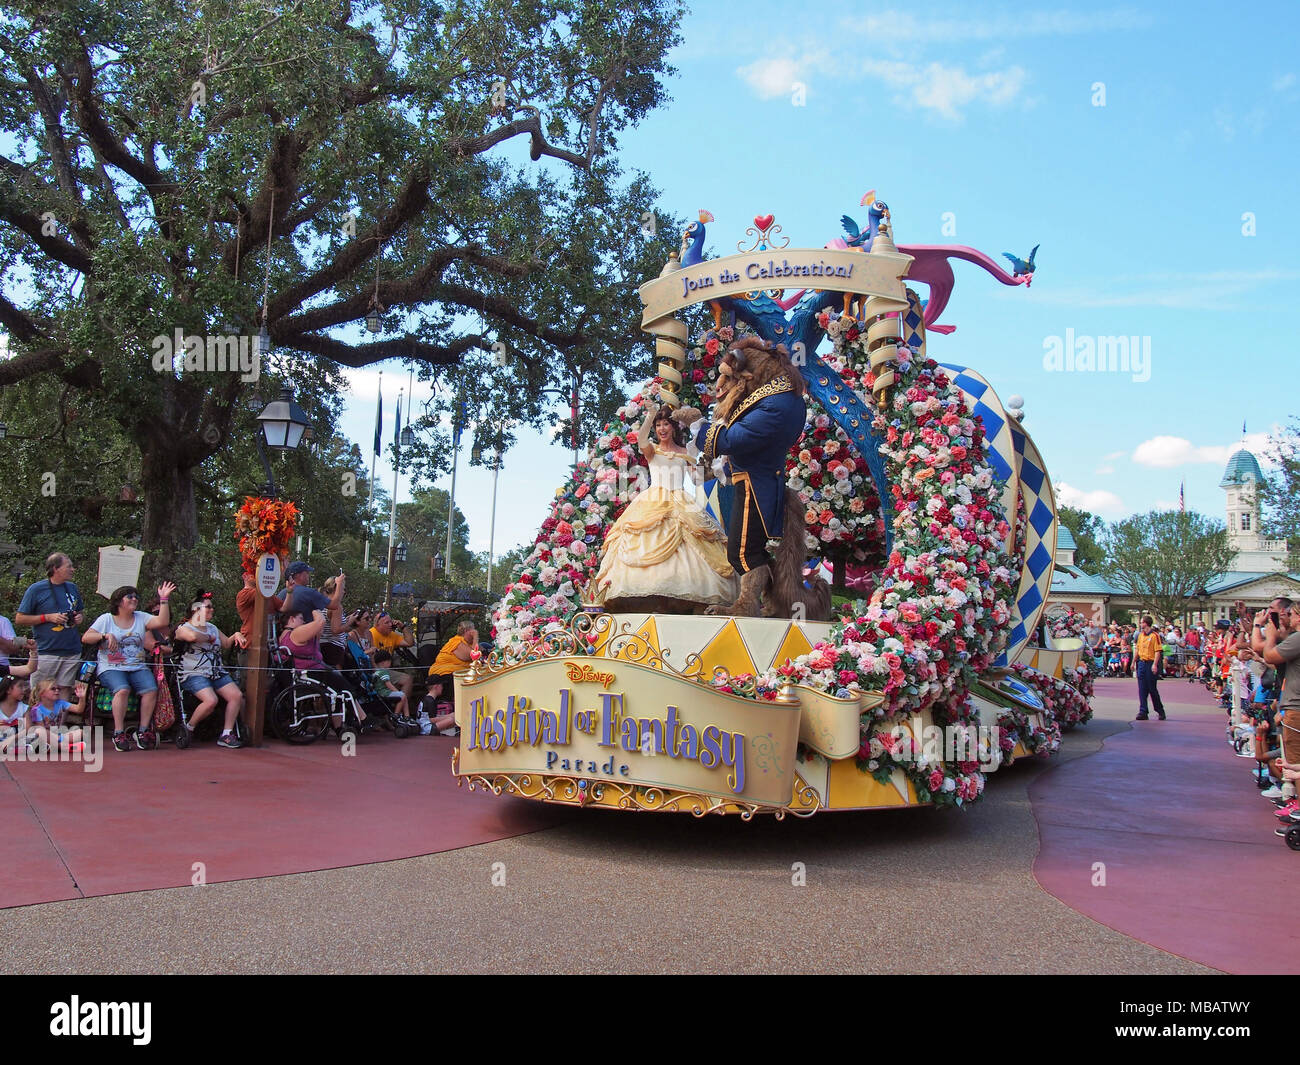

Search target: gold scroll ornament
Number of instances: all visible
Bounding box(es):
[860,220,906,410]
[648,254,687,409]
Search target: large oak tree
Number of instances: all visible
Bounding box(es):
[0,0,683,565]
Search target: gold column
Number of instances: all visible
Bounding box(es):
[645,253,687,409]
[862,220,904,410]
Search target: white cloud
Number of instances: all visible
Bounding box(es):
[839,9,1154,42]
[1274,72,1297,92]
[1131,432,1276,469]
[1055,481,1125,516]
[735,57,810,100]
[1104,450,1125,460]
[1094,463,1115,475]
[859,59,1027,120]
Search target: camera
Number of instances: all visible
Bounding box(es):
[78,660,96,683]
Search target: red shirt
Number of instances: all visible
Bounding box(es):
[236,588,284,642]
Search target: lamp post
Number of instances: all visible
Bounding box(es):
[246,385,312,747]
[254,386,311,498]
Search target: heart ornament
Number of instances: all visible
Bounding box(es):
[753,214,775,233]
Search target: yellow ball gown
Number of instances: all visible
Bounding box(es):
[595,450,739,606]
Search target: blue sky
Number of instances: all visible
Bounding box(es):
[337,0,1299,558]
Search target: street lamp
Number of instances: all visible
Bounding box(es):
[243,385,313,750]
[400,425,414,448]
[395,542,408,563]
[254,386,312,498]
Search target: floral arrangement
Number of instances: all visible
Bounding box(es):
[1007,662,1087,734]
[747,319,1018,806]
[788,403,886,560]
[234,497,299,572]
[995,700,1058,762]
[1046,608,1088,641]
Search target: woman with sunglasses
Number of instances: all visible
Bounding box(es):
[175,595,249,749]
[83,582,176,751]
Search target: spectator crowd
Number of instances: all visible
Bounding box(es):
[0,551,486,755]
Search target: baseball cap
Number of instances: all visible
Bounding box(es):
[286,561,314,578]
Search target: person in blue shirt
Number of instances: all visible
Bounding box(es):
[14,553,86,701]
[281,561,339,622]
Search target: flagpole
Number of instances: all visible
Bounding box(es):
[364,370,381,569]
[447,400,462,587]
[446,383,461,586]
[487,439,500,595]
[385,388,402,608]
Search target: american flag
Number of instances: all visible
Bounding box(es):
[1179,481,1185,513]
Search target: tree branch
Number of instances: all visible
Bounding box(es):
[280,331,486,368]
[0,293,42,342]
[0,345,101,389]
[451,111,593,168]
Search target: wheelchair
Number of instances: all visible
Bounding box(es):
[267,663,369,745]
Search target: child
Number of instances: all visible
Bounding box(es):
[0,674,30,754]
[24,678,87,753]
[371,650,410,719]
[420,677,458,736]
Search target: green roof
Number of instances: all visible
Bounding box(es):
[1220,448,1264,487]
[1056,526,1077,551]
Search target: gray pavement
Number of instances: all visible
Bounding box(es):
[0,691,1211,974]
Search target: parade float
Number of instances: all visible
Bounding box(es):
[453,198,1092,817]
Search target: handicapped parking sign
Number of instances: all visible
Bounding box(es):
[257,553,282,598]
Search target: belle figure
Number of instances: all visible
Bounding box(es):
[594,403,739,612]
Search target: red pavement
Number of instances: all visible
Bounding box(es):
[0,732,564,908]
[1031,675,1300,974]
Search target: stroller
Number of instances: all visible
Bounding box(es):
[1105,646,1123,677]
[340,637,423,738]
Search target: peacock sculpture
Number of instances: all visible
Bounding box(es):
[839,190,889,250]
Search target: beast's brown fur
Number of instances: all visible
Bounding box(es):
[714,338,806,425]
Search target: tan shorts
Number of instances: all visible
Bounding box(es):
[33,654,81,689]
[1281,712,1300,766]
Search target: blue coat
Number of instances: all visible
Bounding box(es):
[695,378,806,538]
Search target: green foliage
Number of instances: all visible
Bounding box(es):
[1099,510,1236,622]
[1260,417,1300,570]
[1056,504,1105,571]
[0,0,686,561]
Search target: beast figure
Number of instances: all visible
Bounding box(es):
[681,338,809,618]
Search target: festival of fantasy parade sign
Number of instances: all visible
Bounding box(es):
[456,644,803,810]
